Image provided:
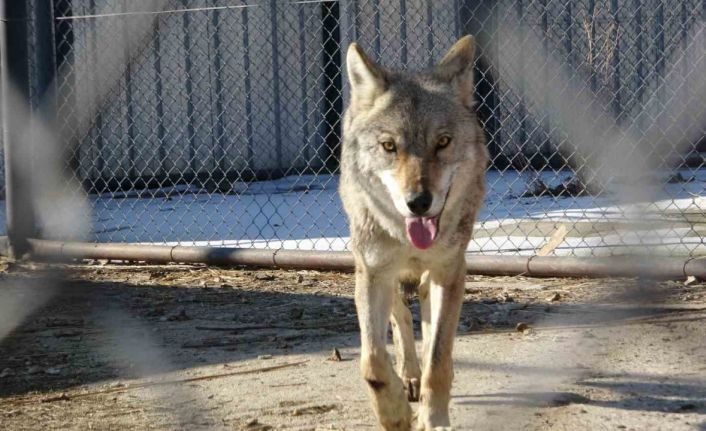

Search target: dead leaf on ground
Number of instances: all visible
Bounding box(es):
[327,348,342,362]
[243,418,272,430]
[515,322,530,332]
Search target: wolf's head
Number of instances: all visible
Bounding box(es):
[343,36,486,250]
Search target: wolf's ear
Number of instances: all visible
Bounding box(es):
[347,43,387,109]
[436,35,476,108]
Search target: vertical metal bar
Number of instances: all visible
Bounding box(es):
[240,0,254,172]
[515,0,527,167]
[655,0,665,118]
[181,0,195,175]
[610,0,621,117]
[351,0,359,41]
[211,6,226,177]
[588,0,597,93]
[152,17,166,179]
[30,0,57,113]
[373,0,380,59]
[321,0,342,172]
[54,0,79,180]
[562,0,575,178]
[425,0,434,67]
[540,0,554,163]
[632,0,644,110]
[269,0,282,171]
[88,0,104,183]
[456,1,473,43]
[486,0,506,169]
[454,0,461,37]
[399,0,407,68]
[460,0,504,168]
[563,0,573,67]
[297,5,310,163]
[122,0,136,180]
[680,0,689,77]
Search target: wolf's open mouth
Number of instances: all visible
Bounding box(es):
[405,216,439,250]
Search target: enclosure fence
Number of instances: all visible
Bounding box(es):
[3,0,706,259]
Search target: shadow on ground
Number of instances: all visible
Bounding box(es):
[451,358,706,417]
[0,264,703,407]
[454,384,705,415]
[0,274,359,398]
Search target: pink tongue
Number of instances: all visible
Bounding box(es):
[405,217,439,250]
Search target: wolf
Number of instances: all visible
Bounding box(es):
[338,35,488,430]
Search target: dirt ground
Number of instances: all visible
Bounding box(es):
[0,258,705,430]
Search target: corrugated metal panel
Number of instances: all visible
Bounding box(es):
[56,0,328,190]
[46,0,705,193]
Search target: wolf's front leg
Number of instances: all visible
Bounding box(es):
[391,291,422,402]
[355,266,412,430]
[416,258,465,430]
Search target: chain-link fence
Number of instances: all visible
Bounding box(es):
[5,0,706,257]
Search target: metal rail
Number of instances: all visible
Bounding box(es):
[13,238,706,280]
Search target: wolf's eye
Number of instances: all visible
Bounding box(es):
[380,140,396,153]
[437,135,452,150]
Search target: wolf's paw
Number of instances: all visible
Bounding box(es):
[382,399,413,431]
[379,399,412,430]
[414,425,454,431]
[414,404,452,431]
[381,417,412,431]
[376,383,413,431]
[404,377,420,402]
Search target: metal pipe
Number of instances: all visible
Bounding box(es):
[464,255,689,279]
[18,238,706,280]
[1,0,36,258]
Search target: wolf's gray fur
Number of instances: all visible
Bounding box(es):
[339,36,488,430]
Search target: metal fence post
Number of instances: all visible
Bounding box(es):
[1,0,34,258]
[1,0,55,258]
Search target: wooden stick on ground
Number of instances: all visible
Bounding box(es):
[537,225,569,256]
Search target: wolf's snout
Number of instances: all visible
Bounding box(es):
[406,190,433,215]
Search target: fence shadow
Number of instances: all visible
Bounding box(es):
[0,273,359,398]
[0,268,702,404]
[454,385,705,415]
[452,361,706,415]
